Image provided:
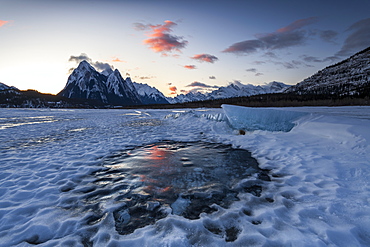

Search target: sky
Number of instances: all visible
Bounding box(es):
[1,0,370,96]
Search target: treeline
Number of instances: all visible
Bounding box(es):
[0,89,105,108]
[125,91,370,109]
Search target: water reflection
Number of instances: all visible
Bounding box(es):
[82,141,270,234]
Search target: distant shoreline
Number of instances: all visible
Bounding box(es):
[1,89,369,109]
[121,93,370,109]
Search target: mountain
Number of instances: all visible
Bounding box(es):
[58,61,168,106]
[168,81,290,103]
[58,61,111,103]
[133,82,169,104]
[167,91,208,104]
[207,81,289,99]
[286,46,370,96]
[105,70,142,105]
[0,82,18,91]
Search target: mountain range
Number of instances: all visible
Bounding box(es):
[1,46,369,108]
[168,81,290,103]
[58,60,291,105]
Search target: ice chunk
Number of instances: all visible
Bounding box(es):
[222,104,307,132]
[171,196,191,216]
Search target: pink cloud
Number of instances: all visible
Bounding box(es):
[143,20,188,54]
[276,17,317,33]
[184,65,197,69]
[112,57,126,63]
[191,54,218,63]
[0,20,10,28]
[169,86,177,92]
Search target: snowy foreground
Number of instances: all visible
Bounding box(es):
[1,105,370,246]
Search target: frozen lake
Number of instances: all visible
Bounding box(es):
[1,106,370,246]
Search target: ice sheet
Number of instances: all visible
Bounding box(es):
[0,106,369,246]
[222,104,308,132]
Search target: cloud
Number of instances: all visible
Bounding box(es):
[263,51,278,59]
[223,17,317,55]
[229,80,244,87]
[275,61,298,69]
[68,68,75,74]
[169,86,177,92]
[300,55,323,63]
[69,53,113,72]
[0,20,10,28]
[184,85,217,94]
[93,61,114,71]
[259,29,309,50]
[336,18,370,57]
[134,76,155,80]
[191,54,218,63]
[274,60,313,69]
[319,30,338,43]
[140,20,188,55]
[301,54,341,64]
[323,56,340,63]
[246,68,263,76]
[69,53,92,63]
[133,22,149,31]
[186,81,218,88]
[112,57,126,62]
[184,65,197,69]
[188,88,208,94]
[209,76,216,80]
[246,68,257,73]
[223,39,264,54]
[276,17,317,33]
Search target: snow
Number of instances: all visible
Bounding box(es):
[0,82,18,91]
[61,61,169,105]
[286,47,370,94]
[1,106,370,246]
[168,81,290,103]
[106,70,126,97]
[101,68,114,77]
[133,81,169,103]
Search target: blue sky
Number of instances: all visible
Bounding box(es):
[1,0,369,96]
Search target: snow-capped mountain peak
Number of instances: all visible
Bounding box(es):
[58,61,168,105]
[0,82,19,91]
[77,60,95,72]
[168,81,290,104]
[133,82,169,104]
[106,70,124,96]
[101,67,114,77]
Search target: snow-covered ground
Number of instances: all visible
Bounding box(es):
[0,106,369,246]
